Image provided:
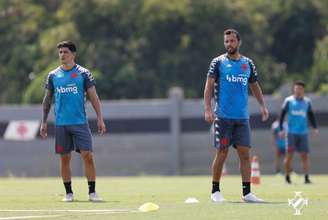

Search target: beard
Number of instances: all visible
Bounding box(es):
[226,47,238,55]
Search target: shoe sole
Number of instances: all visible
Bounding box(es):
[211,200,225,203]
[211,197,225,203]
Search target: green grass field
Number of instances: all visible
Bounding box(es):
[0,175,327,220]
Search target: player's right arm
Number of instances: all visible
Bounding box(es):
[307,101,319,136]
[40,90,53,138]
[40,74,54,138]
[278,99,288,137]
[271,123,277,149]
[204,58,219,124]
[204,77,215,123]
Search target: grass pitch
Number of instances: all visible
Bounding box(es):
[0,175,327,220]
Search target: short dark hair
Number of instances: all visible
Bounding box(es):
[57,41,77,52]
[294,81,305,88]
[224,29,241,41]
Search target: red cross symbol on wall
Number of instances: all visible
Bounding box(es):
[16,122,28,138]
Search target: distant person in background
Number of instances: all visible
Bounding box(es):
[40,41,106,202]
[279,81,319,184]
[271,119,287,173]
[204,29,269,203]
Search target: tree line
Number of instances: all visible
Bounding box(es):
[1,0,328,104]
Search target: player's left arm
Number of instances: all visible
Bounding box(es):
[249,82,269,121]
[87,86,106,135]
[307,102,319,135]
[83,71,106,135]
[248,59,269,121]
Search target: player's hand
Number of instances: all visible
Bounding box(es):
[205,109,215,124]
[279,130,285,138]
[260,105,269,121]
[40,122,47,138]
[97,118,106,135]
[311,129,319,137]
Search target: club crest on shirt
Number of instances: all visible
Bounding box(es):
[71,72,78,78]
[242,63,248,72]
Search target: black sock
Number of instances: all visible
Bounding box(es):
[286,174,291,183]
[242,182,250,196]
[305,174,309,181]
[88,181,96,194]
[212,181,220,193]
[64,181,73,194]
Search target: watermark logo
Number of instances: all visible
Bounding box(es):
[288,192,308,215]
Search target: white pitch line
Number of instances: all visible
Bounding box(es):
[0,209,136,213]
[0,214,64,220]
[0,209,140,220]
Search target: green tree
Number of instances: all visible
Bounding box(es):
[268,0,324,74]
[1,0,327,103]
[310,35,328,92]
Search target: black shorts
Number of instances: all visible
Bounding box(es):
[287,133,309,153]
[213,118,251,149]
[55,124,93,154]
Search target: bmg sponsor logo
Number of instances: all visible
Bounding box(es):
[56,85,78,94]
[226,74,248,85]
[291,110,306,117]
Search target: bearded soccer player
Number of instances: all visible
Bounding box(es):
[279,81,319,184]
[40,41,106,202]
[204,29,269,203]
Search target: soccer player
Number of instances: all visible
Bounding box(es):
[40,41,106,202]
[279,81,318,184]
[204,29,269,203]
[271,118,287,174]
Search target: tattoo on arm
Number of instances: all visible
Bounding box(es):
[42,91,53,123]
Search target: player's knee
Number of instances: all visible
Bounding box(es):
[300,154,308,161]
[239,153,250,162]
[61,155,71,165]
[81,152,94,164]
[218,147,229,155]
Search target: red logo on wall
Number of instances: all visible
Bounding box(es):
[71,72,78,78]
[16,122,28,138]
[242,63,248,72]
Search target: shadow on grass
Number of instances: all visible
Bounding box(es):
[59,200,121,203]
[226,201,286,204]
